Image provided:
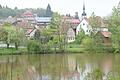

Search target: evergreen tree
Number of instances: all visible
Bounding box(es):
[46,4,53,17]
[5,5,9,9]
[14,7,18,10]
[0,5,2,9]
[75,12,79,19]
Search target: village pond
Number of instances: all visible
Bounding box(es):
[0,53,120,80]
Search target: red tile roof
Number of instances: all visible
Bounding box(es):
[26,28,34,35]
[62,16,80,24]
[22,11,33,17]
[71,19,80,24]
[101,31,112,38]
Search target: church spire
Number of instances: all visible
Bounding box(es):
[82,1,87,17]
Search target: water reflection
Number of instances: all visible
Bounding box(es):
[0,54,120,80]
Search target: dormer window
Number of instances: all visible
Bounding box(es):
[83,23,85,25]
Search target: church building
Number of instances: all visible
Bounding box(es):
[76,2,92,35]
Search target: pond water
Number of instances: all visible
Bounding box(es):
[0,53,120,80]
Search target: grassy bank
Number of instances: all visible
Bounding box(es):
[66,48,85,53]
[0,46,115,55]
[0,47,85,55]
[0,48,27,55]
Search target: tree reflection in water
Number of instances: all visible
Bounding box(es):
[0,54,120,80]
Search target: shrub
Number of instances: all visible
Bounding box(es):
[27,40,40,53]
[82,37,95,52]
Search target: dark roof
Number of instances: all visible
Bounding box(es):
[35,17,51,23]
[82,12,87,16]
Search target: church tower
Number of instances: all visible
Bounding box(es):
[82,1,87,18]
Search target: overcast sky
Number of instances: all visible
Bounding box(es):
[0,0,120,17]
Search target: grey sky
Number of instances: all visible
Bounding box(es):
[0,0,120,17]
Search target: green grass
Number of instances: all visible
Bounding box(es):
[66,43,86,53]
[66,47,85,53]
[0,48,27,55]
[0,46,101,54]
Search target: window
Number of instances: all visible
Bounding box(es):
[69,37,70,40]
[83,23,85,25]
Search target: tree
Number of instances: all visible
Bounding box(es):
[34,29,41,40]
[0,5,2,9]
[50,12,61,29]
[75,28,85,44]
[0,5,50,18]
[108,6,120,53]
[12,28,25,50]
[1,23,25,49]
[34,12,65,52]
[46,4,53,17]
[2,23,13,48]
[89,12,101,35]
[88,12,106,52]
[50,12,66,51]
[27,40,41,53]
[14,7,18,10]
[81,37,96,52]
[5,5,9,9]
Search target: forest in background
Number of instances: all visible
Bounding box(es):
[0,5,51,18]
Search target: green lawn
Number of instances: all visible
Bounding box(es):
[0,46,85,54]
[0,48,27,55]
[66,47,85,53]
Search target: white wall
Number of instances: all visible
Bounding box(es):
[76,19,91,35]
[100,28,108,31]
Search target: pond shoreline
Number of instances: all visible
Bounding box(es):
[0,48,117,55]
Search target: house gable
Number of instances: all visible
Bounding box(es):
[67,28,75,43]
[76,19,91,35]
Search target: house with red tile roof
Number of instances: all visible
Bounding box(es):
[61,16,80,43]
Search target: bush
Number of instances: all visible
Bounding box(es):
[103,46,114,53]
[27,40,41,53]
[82,37,95,52]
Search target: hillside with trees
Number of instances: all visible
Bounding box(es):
[0,4,53,19]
